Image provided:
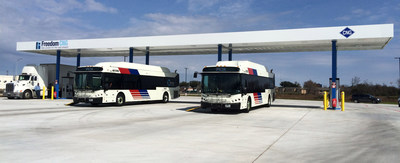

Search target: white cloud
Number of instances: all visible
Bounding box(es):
[33,0,117,14]
[186,0,222,12]
[106,13,223,37]
[85,0,117,13]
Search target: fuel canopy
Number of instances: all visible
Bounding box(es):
[17,24,393,57]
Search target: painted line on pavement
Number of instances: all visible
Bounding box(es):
[186,107,200,112]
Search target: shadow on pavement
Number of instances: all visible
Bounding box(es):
[273,104,322,109]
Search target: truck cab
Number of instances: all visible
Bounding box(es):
[5,65,47,99]
[6,74,40,99]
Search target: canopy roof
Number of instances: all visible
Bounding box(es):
[16,24,393,57]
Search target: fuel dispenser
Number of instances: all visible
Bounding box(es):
[329,78,340,110]
[61,73,74,99]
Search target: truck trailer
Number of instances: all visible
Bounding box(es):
[4,64,76,99]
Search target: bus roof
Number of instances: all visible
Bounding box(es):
[203,61,273,77]
[77,62,176,77]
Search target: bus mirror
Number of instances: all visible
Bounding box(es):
[242,87,247,95]
[103,84,108,91]
[193,72,198,78]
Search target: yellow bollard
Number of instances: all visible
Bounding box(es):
[323,91,328,110]
[51,86,54,100]
[341,91,345,111]
[42,86,46,100]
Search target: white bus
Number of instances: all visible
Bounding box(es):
[197,61,275,112]
[73,62,179,105]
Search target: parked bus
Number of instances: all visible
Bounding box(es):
[73,62,179,105]
[197,61,275,112]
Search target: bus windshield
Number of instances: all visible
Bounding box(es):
[202,73,241,94]
[18,75,31,81]
[75,73,102,90]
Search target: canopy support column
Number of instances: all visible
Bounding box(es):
[146,47,150,65]
[330,40,338,109]
[228,44,232,61]
[76,52,81,68]
[218,44,222,61]
[129,47,134,63]
[56,50,61,99]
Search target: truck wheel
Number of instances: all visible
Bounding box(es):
[116,93,125,106]
[162,92,169,103]
[23,90,32,99]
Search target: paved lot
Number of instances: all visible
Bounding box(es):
[0,96,399,162]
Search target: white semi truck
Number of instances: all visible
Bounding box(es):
[4,64,76,99]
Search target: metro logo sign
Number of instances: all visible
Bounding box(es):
[340,27,354,38]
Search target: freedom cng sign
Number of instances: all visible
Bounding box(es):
[36,40,68,50]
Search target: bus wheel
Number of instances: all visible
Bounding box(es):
[23,90,32,99]
[266,95,272,107]
[244,98,251,113]
[116,93,125,106]
[162,92,169,103]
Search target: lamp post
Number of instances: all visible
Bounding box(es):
[185,67,188,83]
[15,58,23,78]
[395,57,400,90]
[395,57,400,85]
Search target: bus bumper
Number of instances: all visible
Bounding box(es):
[201,102,241,110]
[74,97,103,104]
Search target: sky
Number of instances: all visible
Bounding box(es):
[0,0,399,87]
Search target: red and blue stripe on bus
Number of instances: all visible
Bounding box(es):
[253,92,262,104]
[118,68,140,75]
[130,89,150,99]
[248,68,258,76]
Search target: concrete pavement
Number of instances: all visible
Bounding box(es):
[0,97,399,162]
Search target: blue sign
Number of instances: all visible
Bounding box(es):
[36,42,41,49]
[59,40,68,46]
[340,27,354,38]
[35,40,69,49]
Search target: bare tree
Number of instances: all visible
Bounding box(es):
[351,76,360,87]
[397,79,400,88]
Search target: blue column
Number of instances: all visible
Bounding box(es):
[129,47,133,63]
[218,44,222,61]
[228,44,232,61]
[56,50,61,99]
[76,53,81,68]
[331,40,337,109]
[146,47,150,65]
